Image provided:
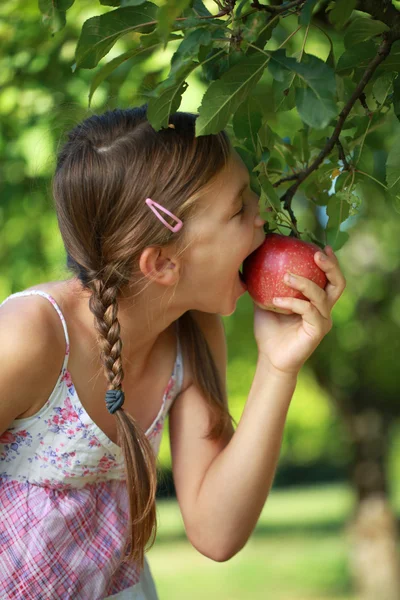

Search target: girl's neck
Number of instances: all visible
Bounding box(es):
[63,277,184,380]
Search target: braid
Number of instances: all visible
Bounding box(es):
[87,268,159,569]
[88,279,123,389]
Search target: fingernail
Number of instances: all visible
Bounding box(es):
[318,252,327,261]
[284,273,293,283]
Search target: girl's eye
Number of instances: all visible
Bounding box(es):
[235,205,245,217]
[234,192,247,217]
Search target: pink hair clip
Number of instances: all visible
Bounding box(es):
[145,198,183,233]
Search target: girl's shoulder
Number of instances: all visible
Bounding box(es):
[0,281,68,353]
[0,285,67,424]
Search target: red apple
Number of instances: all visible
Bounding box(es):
[242,233,328,315]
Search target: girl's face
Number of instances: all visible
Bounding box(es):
[181,150,266,316]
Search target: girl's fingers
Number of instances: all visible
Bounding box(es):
[314,246,347,306]
[273,297,331,333]
[283,273,330,320]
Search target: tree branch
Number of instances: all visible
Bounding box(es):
[359,92,372,115]
[336,139,350,171]
[250,0,306,16]
[275,33,400,237]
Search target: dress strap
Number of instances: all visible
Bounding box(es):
[0,290,70,371]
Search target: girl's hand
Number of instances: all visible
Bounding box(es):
[253,246,346,377]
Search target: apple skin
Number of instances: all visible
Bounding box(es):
[242,233,328,315]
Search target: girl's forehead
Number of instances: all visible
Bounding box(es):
[206,152,248,193]
[184,151,249,236]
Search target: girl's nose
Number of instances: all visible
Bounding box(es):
[255,214,266,227]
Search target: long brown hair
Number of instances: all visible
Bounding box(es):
[52,105,237,570]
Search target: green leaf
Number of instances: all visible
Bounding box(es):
[326,229,349,251]
[88,35,173,107]
[156,0,192,50]
[146,59,198,130]
[328,0,356,29]
[304,181,331,206]
[336,41,376,74]
[38,0,75,35]
[242,11,274,44]
[386,135,400,195]
[258,174,282,212]
[252,149,271,172]
[232,97,262,154]
[245,14,277,56]
[354,144,374,173]
[258,124,277,149]
[299,0,318,26]
[273,76,296,111]
[269,51,337,129]
[344,18,389,50]
[145,26,228,130]
[187,0,212,17]
[196,53,268,136]
[326,191,351,230]
[269,51,336,95]
[74,3,158,69]
[334,172,349,193]
[372,73,393,106]
[200,47,230,82]
[377,40,400,72]
[171,28,212,64]
[293,127,310,164]
[295,86,337,129]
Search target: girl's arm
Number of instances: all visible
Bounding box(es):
[0,297,65,435]
[190,358,296,561]
[169,311,296,562]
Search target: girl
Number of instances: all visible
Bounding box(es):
[0,104,346,599]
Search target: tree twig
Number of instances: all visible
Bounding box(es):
[336,139,350,171]
[273,173,299,186]
[250,0,306,16]
[275,33,400,237]
[359,92,372,115]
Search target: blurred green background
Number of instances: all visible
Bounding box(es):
[2,1,400,598]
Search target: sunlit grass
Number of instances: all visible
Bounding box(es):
[148,482,400,600]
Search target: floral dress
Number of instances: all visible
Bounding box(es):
[0,290,184,599]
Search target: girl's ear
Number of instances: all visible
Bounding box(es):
[139,246,179,285]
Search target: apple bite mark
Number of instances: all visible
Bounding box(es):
[242,233,327,314]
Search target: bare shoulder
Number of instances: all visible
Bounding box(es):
[0,294,67,428]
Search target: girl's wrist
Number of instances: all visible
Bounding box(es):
[257,353,300,381]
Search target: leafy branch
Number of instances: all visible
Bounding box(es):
[41,0,400,250]
[273,32,400,236]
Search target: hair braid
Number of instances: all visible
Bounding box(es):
[87,270,158,569]
[88,279,124,388]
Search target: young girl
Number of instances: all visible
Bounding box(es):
[0,104,346,599]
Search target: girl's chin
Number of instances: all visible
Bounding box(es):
[222,275,247,315]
